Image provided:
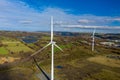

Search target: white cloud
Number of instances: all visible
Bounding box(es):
[112,18,120,22]
[60,24,120,29]
[0,0,120,32]
[19,20,33,24]
[78,19,95,24]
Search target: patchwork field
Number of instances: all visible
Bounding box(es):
[0,37,33,53]
[0,32,120,80]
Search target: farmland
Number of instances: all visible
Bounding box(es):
[0,31,120,80]
[0,37,33,54]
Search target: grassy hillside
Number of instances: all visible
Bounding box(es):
[0,32,119,80]
[35,35,120,80]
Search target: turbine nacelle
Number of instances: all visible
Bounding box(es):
[50,41,56,44]
[49,41,63,52]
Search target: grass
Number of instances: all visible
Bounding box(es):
[84,69,120,80]
[38,42,120,80]
[54,43,73,52]
[0,66,38,80]
[87,56,120,68]
[0,47,9,54]
[1,37,33,53]
[0,34,120,80]
[1,37,16,42]
[42,36,50,40]
[7,46,33,52]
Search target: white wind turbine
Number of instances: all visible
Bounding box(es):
[31,16,63,80]
[92,28,96,51]
[49,16,63,80]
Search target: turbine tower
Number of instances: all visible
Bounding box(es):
[50,16,63,80]
[92,28,96,51]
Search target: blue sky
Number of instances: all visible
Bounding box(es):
[19,0,120,16]
[0,0,120,33]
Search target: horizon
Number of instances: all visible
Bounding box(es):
[0,29,120,34]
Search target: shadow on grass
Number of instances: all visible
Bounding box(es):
[0,64,12,80]
[0,63,36,80]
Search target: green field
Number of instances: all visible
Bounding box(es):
[5,42,33,52]
[0,47,9,54]
[1,37,33,53]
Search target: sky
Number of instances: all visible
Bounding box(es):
[0,0,120,33]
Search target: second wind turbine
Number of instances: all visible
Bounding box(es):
[92,28,96,51]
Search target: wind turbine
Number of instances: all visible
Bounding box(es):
[30,16,63,80]
[49,16,63,80]
[92,28,96,51]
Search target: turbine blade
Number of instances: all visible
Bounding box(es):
[30,43,51,57]
[54,44,63,52]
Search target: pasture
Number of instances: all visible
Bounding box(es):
[0,47,9,54]
[0,37,33,53]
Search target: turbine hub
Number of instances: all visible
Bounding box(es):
[51,41,56,44]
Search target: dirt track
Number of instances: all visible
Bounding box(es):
[0,57,20,64]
